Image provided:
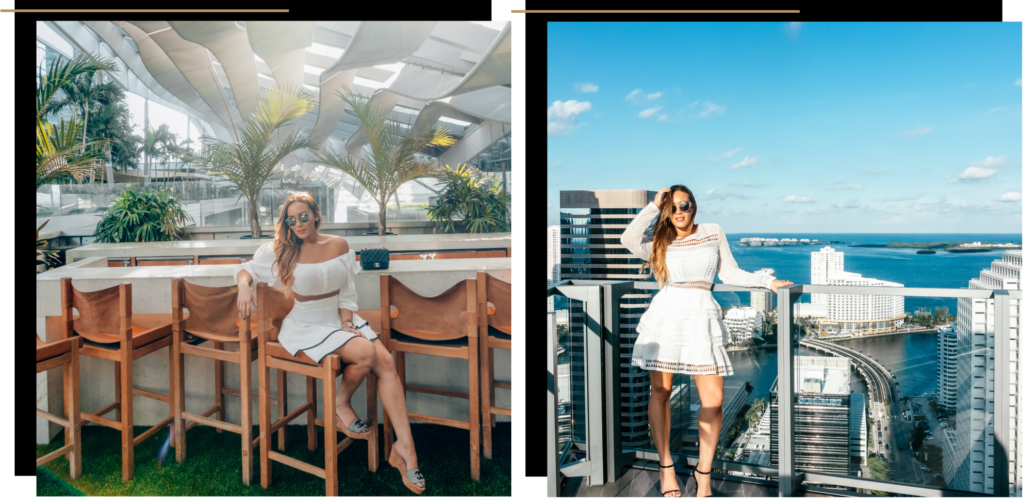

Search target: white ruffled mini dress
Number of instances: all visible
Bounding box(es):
[621,202,775,376]
[234,241,378,364]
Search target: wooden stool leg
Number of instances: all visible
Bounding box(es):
[66,342,82,479]
[213,341,224,433]
[480,338,493,460]
[172,334,186,462]
[258,343,272,489]
[120,350,134,481]
[468,338,481,482]
[323,358,338,496]
[306,375,317,451]
[240,342,253,486]
[114,360,122,423]
[366,371,378,472]
[277,369,287,451]
[489,349,497,428]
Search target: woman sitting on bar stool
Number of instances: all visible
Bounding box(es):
[234,192,426,494]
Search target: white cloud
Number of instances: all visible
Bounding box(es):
[658,115,667,121]
[576,83,599,93]
[861,167,885,174]
[547,100,592,136]
[950,166,997,183]
[738,182,765,188]
[902,126,933,138]
[784,22,801,36]
[728,156,759,170]
[833,199,861,209]
[998,191,1022,202]
[826,180,863,191]
[709,147,744,162]
[626,88,662,102]
[704,189,751,200]
[970,156,1008,168]
[1016,78,1022,87]
[781,195,812,203]
[639,106,662,118]
[698,101,726,118]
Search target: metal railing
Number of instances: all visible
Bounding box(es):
[547,280,1019,497]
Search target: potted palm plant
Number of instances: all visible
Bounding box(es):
[192,86,318,239]
[306,85,455,236]
[428,164,511,233]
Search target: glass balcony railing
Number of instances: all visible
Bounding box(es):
[546,280,1019,497]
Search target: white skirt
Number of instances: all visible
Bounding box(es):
[278,297,379,364]
[631,287,734,376]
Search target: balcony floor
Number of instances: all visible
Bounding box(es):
[567,460,840,497]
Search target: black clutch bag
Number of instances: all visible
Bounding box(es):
[360,248,390,270]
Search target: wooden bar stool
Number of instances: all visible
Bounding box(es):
[36,334,84,478]
[476,272,511,459]
[169,279,288,486]
[379,275,481,481]
[255,283,380,495]
[59,277,174,481]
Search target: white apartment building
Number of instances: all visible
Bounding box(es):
[952,250,1021,495]
[811,246,844,305]
[723,307,764,347]
[547,225,560,312]
[936,324,958,412]
[943,427,958,488]
[751,268,776,315]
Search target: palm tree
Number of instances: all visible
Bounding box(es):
[36,52,116,188]
[88,103,141,178]
[193,85,319,238]
[306,84,455,236]
[744,381,754,397]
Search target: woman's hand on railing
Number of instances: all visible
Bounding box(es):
[770,279,795,293]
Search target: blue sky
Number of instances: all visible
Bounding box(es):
[547,22,1023,233]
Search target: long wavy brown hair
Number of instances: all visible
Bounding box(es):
[273,192,322,297]
[639,185,698,288]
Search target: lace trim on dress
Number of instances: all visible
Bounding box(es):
[669,281,712,290]
[630,357,732,376]
[670,233,719,248]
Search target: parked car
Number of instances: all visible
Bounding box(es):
[898,447,903,451]
[902,465,906,470]
[925,436,934,440]
[885,444,890,450]
[884,426,888,430]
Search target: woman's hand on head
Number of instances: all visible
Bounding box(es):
[770,279,795,294]
[654,188,672,206]
[237,280,258,319]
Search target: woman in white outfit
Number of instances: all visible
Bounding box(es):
[620,186,792,497]
[234,192,426,494]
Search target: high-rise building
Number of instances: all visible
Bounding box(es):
[810,247,905,336]
[680,378,749,453]
[952,250,1020,495]
[936,324,958,413]
[559,190,657,448]
[943,427,958,488]
[547,225,561,312]
[723,307,764,347]
[751,268,776,315]
[811,247,844,305]
[770,356,858,476]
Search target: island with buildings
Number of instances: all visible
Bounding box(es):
[738,237,846,247]
[851,241,1021,252]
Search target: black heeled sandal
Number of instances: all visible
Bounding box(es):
[692,467,712,497]
[659,463,680,497]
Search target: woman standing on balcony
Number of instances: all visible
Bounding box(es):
[234,192,426,494]
[621,186,792,497]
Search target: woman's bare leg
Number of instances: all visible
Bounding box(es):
[368,340,420,470]
[333,337,376,433]
[693,374,724,497]
[649,370,680,496]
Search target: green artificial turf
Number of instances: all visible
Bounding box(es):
[37,465,86,496]
[36,422,510,496]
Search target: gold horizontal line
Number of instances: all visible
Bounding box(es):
[511,10,799,13]
[1,9,289,12]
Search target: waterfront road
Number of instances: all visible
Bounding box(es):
[799,338,925,484]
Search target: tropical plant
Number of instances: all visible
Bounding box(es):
[36,52,116,188]
[306,84,455,236]
[88,102,141,178]
[36,219,61,271]
[93,185,194,243]
[193,85,318,238]
[427,164,511,234]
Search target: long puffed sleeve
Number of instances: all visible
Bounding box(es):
[235,242,278,286]
[620,201,661,261]
[338,252,359,312]
[715,225,775,289]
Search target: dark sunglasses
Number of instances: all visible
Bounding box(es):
[671,202,694,214]
[284,212,312,227]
